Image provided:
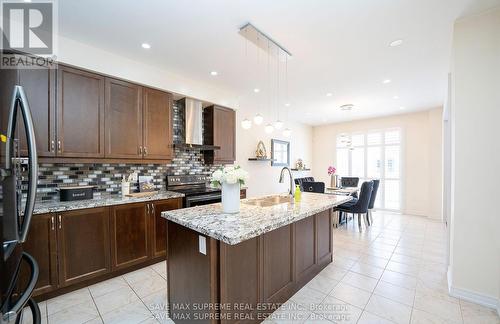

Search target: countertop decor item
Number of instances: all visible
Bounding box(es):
[59,186,94,201]
[295,159,305,170]
[328,165,338,188]
[138,175,155,192]
[211,165,249,213]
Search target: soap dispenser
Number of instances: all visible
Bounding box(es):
[294,185,301,202]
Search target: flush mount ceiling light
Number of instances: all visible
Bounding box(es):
[382,79,391,84]
[326,93,333,97]
[340,104,354,111]
[241,118,252,129]
[141,43,151,49]
[390,39,403,47]
[265,124,274,134]
[210,71,218,76]
[253,114,263,125]
[283,128,292,137]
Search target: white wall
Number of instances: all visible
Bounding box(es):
[235,115,313,198]
[57,36,314,197]
[448,7,500,309]
[312,108,443,219]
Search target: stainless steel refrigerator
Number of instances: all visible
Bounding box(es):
[0,84,40,324]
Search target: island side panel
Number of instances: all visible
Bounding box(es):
[220,236,261,324]
[167,221,219,324]
[316,209,333,266]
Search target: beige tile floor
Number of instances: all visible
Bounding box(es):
[21,211,499,324]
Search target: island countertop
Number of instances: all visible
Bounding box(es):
[162,192,352,245]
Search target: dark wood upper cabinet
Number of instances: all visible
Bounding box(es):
[150,199,181,258]
[110,202,150,270]
[20,214,58,295]
[204,105,236,164]
[143,88,173,160]
[105,78,142,159]
[57,207,111,287]
[18,67,56,157]
[57,65,105,158]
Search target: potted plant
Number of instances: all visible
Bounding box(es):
[211,165,249,213]
[328,166,337,188]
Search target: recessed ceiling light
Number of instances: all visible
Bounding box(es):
[393,95,399,99]
[141,43,151,49]
[383,79,391,84]
[390,39,403,47]
[326,93,333,97]
[24,0,32,2]
[340,104,354,111]
[284,103,291,107]
[253,88,260,93]
[210,71,218,76]
[400,106,406,110]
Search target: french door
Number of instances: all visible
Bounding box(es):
[336,129,402,211]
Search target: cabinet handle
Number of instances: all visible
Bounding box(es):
[139,146,143,155]
[50,216,55,231]
[144,147,148,156]
[151,204,155,215]
[57,140,62,153]
[58,215,62,229]
[50,140,55,152]
[146,203,150,215]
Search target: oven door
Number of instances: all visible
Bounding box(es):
[185,193,221,207]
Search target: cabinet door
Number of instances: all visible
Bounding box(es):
[316,209,333,265]
[110,203,150,269]
[57,208,111,287]
[143,88,173,160]
[57,65,105,157]
[213,107,235,163]
[20,214,58,295]
[18,67,56,157]
[295,216,317,284]
[105,78,142,159]
[150,199,181,258]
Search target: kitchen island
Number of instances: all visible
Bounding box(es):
[162,192,352,324]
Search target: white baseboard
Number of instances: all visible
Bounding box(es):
[448,267,499,311]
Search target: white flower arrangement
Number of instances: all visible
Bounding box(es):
[211,165,249,187]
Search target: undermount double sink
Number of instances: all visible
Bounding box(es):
[243,195,294,207]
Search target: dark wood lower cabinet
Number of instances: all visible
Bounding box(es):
[20,214,58,295]
[110,203,149,270]
[151,199,182,258]
[21,198,182,300]
[57,207,111,287]
[168,209,333,324]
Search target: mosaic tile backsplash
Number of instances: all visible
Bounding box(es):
[23,100,222,202]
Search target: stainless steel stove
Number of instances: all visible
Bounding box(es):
[166,175,221,207]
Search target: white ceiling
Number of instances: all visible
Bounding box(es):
[58,0,499,126]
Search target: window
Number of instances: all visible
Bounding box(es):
[336,129,402,211]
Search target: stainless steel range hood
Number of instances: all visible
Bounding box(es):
[174,98,220,151]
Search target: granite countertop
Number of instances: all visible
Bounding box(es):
[33,191,184,215]
[162,192,352,245]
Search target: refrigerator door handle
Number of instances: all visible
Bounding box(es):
[6,85,38,243]
[2,252,39,323]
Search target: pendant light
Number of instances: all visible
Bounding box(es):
[241,118,252,129]
[283,128,291,137]
[253,114,263,125]
[282,54,292,137]
[265,124,274,133]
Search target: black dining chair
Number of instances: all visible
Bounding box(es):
[341,177,359,188]
[366,179,380,226]
[294,177,315,191]
[335,181,373,232]
[301,181,325,193]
